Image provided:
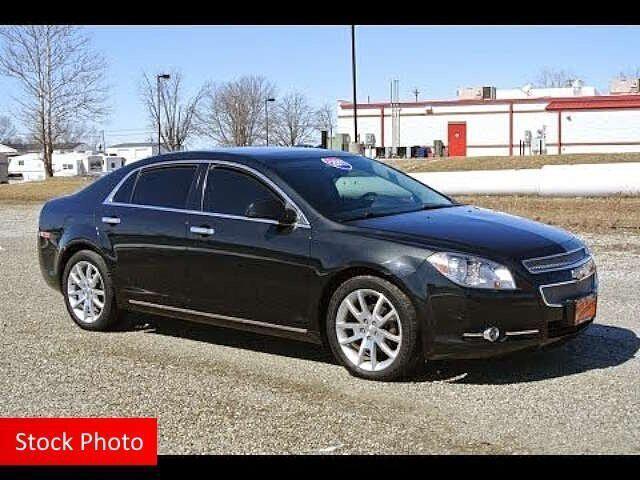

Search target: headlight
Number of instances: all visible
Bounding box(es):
[427,252,517,290]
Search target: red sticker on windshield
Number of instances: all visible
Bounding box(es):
[321,157,352,171]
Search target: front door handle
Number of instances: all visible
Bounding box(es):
[190,226,215,236]
[102,216,121,225]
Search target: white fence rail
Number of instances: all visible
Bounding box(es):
[410,162,640,197]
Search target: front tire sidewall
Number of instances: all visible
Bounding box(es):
[62,250,118,331]
[326,276,421,381]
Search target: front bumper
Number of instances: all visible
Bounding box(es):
[425,272,597,360]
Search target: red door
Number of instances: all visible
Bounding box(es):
[448,122,467,157]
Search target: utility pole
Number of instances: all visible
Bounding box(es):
[412,87,420,102]
[351,25,358,145]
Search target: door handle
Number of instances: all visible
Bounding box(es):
[190,226,215,236]
[102,216,121,225]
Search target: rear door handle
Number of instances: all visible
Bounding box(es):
[102,216,121,225]
[190,226,215,236]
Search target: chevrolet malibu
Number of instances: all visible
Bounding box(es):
[38,148,598,381]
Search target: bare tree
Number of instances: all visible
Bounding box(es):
[271,92,316,146]
[617,67,640,80]
[197,75,276,146]
[0,115,17,143]
[0,26,108,177]
[315,103,336,141]
[532,67,582,88]
[140,70,205,152]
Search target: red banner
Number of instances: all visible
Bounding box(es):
[0,418,157,466]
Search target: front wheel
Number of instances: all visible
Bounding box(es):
[326,275,422,381]
[62,250,120,331]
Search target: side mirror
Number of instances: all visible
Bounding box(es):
[279,207,298,227]
[245,198,285,221]
[245,199,299,227]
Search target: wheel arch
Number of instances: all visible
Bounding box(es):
[56,239,107,289]
[314,265,419,346]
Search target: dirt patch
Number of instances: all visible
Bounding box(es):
[454,195,640,234]
[386,152,640,173]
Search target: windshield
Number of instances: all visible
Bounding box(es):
[272,155,455,222]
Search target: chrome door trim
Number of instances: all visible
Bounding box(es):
[101,216,121,225]
[102,159,311,229]
[128,299,308,334]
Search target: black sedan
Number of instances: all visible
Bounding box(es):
[38,148,598,381]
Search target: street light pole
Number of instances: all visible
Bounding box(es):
[265,97,275,146]
[156,73,170,154]
[351,25,358,145]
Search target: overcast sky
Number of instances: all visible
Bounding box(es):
[0,25,638,146]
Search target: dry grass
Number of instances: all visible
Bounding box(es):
[385,152,640,173]
[0,177,94,203]
[455,195,640,234]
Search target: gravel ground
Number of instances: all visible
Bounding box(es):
[0,203,638,454]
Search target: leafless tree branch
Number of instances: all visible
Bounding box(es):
[140,70,205,151]
[271,92,316,146]
[315,103,336,140]
[0,115,18,143]
[532,67,582,88]
[0,25,109,176]
[196,75,276,146]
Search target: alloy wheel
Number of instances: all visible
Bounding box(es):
[335,289,403,372]
[66,261,106,324]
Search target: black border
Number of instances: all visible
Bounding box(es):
[1,455,639,479]
[1,3,639,25]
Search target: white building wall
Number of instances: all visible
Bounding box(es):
[337,99,640,157]
[106,146,159,165]
[561,110,640,151]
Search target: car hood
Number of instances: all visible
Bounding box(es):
[346,205,582,261]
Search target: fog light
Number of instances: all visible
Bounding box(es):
[483,327,500,342]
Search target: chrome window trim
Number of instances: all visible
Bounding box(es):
[129,299,308,334]
[538,271,597,308]
[102,159,311,229]
[522,247,587,274]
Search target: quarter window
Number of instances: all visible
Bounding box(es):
[203,167,282,217]
[112,171,138,203]
[131,165,196,209]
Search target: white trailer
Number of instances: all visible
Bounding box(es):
[8,154,46,181]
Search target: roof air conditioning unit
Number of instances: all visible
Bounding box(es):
[482,86,496,100]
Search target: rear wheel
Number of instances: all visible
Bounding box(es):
[326,275,422,381]
[62,250,120,331]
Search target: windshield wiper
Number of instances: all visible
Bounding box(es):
[342,204,457,222]
[419,203,457,210]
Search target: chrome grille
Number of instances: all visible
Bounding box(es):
[539,274,597,307]
[523,247,588,274]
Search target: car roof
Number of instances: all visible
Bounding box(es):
[150,147,357,167]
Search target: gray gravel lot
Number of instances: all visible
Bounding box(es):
[0,203,638,454]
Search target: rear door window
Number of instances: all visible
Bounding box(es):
[131,165,197,209]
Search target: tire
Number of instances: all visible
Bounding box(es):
[325,275,422,381]
[61,250,120,331]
